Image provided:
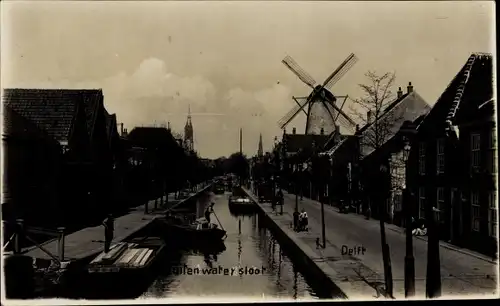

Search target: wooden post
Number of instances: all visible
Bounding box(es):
[14,219,23,254]
[320,186,326,248]
[57,227,65,262]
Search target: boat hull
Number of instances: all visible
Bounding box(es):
[74,237,167,299]
[228,202,257,216]
[160,221,226,244]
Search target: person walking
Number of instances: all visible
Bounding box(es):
[299,208,308,231]
[102,214,115,253]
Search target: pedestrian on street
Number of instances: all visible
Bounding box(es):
[277,189,284,206]
[299,208,308,231]
[102,214,115,253]
[365,206,371,220]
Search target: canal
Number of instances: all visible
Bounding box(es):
[140,191,329,300]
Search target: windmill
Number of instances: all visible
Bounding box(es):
[278,53,359,136]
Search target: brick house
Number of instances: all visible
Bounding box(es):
[3,88,115,226]
[280,127,330,198]
[321,132,360,206]
[406,53,496,256]
[322,84,429,217]
[126,127,187,201]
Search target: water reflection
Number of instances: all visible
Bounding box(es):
[141,193,325,300]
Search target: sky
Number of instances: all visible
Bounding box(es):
[1,1,495,159]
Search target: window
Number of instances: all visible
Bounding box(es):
[419,143,426,175]
[489,191,498,238]
[393,190,403,212]
[436,139,445,174]
[436,187,445,222]
[471,134,481,170]
[487,129,497,174]
[419,187,426,219]
[471,192,480,232]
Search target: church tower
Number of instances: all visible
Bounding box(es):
[184,105,194,151]
[257,133,263,157]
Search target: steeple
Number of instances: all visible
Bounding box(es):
[257,133,263,157]
[184,104,194,151]
[187,104,192,125]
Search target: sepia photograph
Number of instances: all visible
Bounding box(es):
[1,0,497,303]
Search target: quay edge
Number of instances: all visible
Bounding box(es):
[239,187,349,300]
[62,183,214,272]
[5,183,214,299]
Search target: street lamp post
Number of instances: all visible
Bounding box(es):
[402,139,415,297]
[379,162,393,298]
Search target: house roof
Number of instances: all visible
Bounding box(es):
[356,90,431,158]
[419,53,493,134]
[127,126,180,150]
[104,110,118,141]
[362,114,427,163]
[3,106,61,148]
[283,133,330,153]
[322,135,357,157]
[2,88,103,143]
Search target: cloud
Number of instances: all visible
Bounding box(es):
[4,57,299,158]
[102,58,217,128]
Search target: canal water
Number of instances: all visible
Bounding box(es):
[140,191,327,301]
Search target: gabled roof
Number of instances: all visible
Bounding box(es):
[104,109,118,142]
[322,135,358,157]
[418,53,493,134]
[3,106,61,148]
[362,114,427,164]
[357,90,431,158]
[2,88,103,143]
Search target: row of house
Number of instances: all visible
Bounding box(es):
[2,88,201,231]
[273,53,496,256]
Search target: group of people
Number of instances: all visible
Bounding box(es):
[293,209,309,232]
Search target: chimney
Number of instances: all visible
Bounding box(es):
[355,124,360,133]
[167,122,171,130]
[120,123,124,135]
[367,110,373,124]
[407,82,413,94]
[292,127,296,134]
[397,87,403,98]
[320,128,325,135]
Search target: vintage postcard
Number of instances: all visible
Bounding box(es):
[1,0,497,304]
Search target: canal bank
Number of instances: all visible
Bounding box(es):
[4,182,213,299]
[240,186,387,300]
[141,191,331,301]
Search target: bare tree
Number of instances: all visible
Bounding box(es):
[350,71,400,298]
[350,71,403,157]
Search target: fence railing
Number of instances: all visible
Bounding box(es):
[3,219,65,265]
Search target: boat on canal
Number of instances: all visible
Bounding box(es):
[160,216,227,243]
[86,236,166,290]
[228,195,257,215]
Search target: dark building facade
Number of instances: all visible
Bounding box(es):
[3,88,116,228]
[406,53,496,256]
